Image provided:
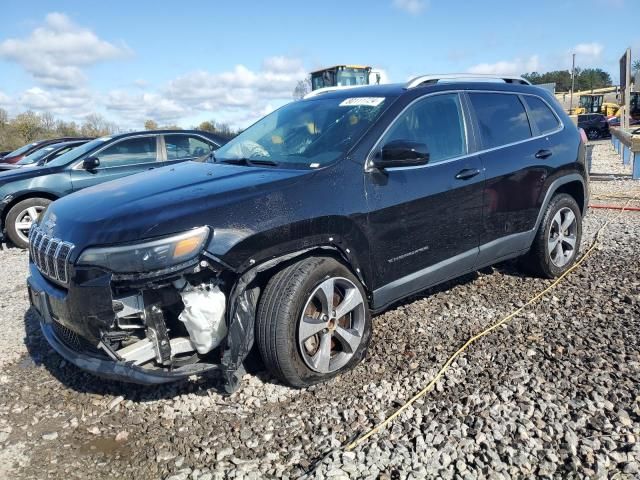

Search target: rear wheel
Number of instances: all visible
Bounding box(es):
[5,198,51,249]
[586,127,601,141]
[522,193,582,278]
[256,257,371,387]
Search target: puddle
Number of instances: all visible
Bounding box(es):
[79,437,128,456]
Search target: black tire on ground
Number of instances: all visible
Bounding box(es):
[256,256,372,388]
[4,197,51,249]
[586,128,601,141]
[521,193,582,278]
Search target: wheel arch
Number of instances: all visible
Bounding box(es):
[554,180,586,216]
[536,174,587,232]
[1,191,60,227]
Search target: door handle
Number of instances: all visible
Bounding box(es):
[535,149,553,159]
[455,168,481,180]
[147,167,155,170]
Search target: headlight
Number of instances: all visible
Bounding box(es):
[77,227,210,273]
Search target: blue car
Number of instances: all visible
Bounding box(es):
[0,129,225,248]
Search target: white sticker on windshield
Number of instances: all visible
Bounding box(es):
[339,97,384,107]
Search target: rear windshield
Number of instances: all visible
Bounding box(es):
[214,96,391,168]
[16,145,58,165]
[4,142,40,158]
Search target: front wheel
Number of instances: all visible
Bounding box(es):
[256,257,372,387]
[522,193,582,278]
[5,198,51,249]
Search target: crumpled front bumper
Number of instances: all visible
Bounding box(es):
[27,264,219,385]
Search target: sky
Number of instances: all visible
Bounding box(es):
[0,0,638,130]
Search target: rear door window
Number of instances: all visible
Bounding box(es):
[524,96,560,134]
[381,93,467,164]
[165,135,214,160]
[469,93,532,149]
[97,137,157,167]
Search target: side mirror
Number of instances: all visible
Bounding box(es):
[82,156,100,170]
[372,140,430,169]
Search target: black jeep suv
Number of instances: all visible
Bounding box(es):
[27,75,589,392]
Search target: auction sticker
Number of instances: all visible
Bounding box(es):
[339,97,385,107]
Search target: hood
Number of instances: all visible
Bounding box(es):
[0,163,21,171]
[0,165,53,183]
[41,161,312,251]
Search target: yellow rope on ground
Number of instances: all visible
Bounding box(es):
[345,198,636,452]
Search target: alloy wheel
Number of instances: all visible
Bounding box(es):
[297,276,366,373]
[548,207,578,267]
[14,206,45,244]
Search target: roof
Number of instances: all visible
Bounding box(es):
[303,80,545,101]
[108,129,227,144]
[309,65,372,74]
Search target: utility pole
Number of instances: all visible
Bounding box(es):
[569,53,576,115]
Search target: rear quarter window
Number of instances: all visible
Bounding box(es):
[524,96,561,134]
[469,93,532,149]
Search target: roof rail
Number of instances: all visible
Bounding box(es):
[406,73,531,89]
[303,85,369,99]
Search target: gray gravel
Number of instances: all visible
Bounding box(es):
[0,147,639,479]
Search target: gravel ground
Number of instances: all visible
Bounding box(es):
[0,146,639,479]
[589,140,634,177]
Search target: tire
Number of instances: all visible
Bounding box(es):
[5,198,51,249]
[522,193,582,278]
[586,128,600,141]
[256,256,372,387]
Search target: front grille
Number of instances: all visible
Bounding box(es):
[51,320,103,356]
[29,225,75,285]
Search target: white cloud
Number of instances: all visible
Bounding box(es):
[0,12,130,89]
[0,91,12,108]
[393,0,429,15]
[572,42,604,60]
[19,87,94,116]
[105,90,187,124]
[162,56,306,123]
[467,55,541,75]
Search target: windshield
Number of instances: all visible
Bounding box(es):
[5,142,40,158]
[46,137,112,167]
[213,96,389,168]
[16,145,58,165]
[336,69,370,87]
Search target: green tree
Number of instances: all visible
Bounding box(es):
[144,119,158,130]
[575,68,612,91]
[633,60,640,74]
[12,111,43,143]
[81,114,117,137]
[292,78,311,100]
[198,121,216,133]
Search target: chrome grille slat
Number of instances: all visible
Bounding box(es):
[28,225,75,285]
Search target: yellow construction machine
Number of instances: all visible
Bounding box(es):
[574,94,620,116]
[310,65,382,91]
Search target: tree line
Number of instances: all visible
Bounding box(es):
[522,68,613,92]
[0,109,118,152]
[0,108,241,152]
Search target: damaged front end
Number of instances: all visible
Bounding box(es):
[27,225,259,393]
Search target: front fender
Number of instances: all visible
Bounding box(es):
[205,215,374,288]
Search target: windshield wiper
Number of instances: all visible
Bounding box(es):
[217,157,279,167]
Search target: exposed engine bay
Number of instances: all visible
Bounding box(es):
[92,260,258,393]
